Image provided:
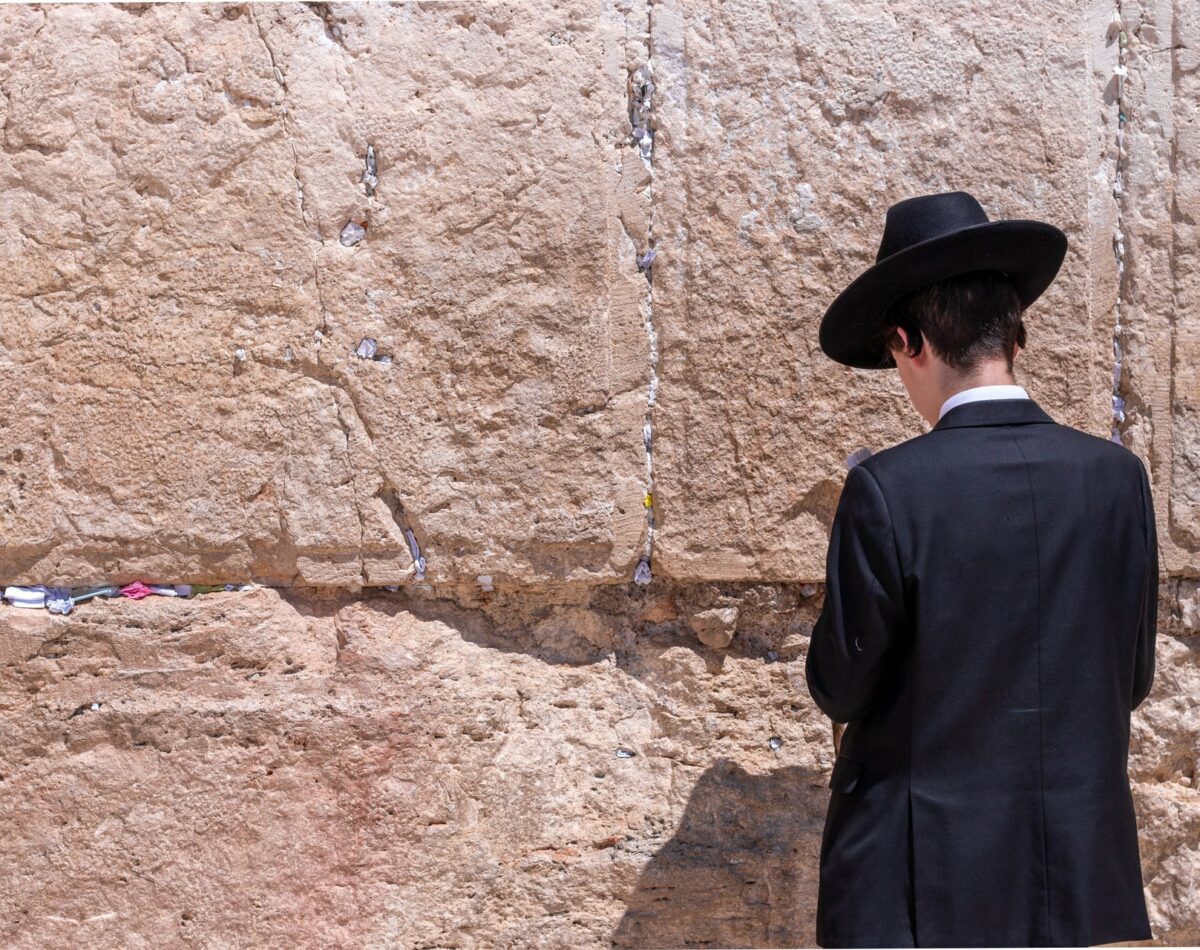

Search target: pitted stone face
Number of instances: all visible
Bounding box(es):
[0,1,652,590]
[1113,0,1200,577]
[642,0,1127,583]
[0,581,1194,946]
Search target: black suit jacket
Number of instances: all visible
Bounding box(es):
[805,397,1158,948]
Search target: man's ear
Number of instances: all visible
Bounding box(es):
[902,327,933,366]
[892,326,915,359]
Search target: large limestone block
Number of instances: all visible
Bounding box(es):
[0,585,828,947]
[648,0,1121,581]
[0,584,1194,947]
[1129,579,1200,944]
[0,2,652,589]
[1112,0,1200,576]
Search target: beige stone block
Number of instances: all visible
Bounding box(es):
[1113,0,1200,576]
[0,1,653,588]
[648,0,1120,581]
[0,584,1192,946]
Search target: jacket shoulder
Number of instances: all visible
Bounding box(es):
[1041,422,1148,477]
[857,419,1146,482]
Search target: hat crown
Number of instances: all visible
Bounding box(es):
[875,191,990,263]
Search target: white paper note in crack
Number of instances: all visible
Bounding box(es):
[845,447,873,470]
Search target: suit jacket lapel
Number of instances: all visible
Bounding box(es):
[931,397,1057,432]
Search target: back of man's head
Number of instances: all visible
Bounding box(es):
[881,270,1026,371]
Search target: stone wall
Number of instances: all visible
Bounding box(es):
[0,1,1195,946]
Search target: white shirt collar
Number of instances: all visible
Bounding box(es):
[938,384,1030,421]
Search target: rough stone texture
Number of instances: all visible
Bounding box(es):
[1130,587,1200,946]
[0,1,1196,947]
[0,585,1195,947]
[0,585,824,947]
[686,604,738,648]
[0,1,652,589]
[1115,0,1200,577]
[649,0,1120,581]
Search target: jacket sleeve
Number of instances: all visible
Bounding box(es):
[1132,454,1158,711]
[805,462,907,723]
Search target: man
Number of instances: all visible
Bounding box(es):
[805,191,1158,948]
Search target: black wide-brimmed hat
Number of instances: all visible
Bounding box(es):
[819,190,1068,370]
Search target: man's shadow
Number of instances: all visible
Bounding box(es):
[611,758,829,949]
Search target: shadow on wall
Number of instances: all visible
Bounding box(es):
[783,477,844,533]
[611,759,830,949]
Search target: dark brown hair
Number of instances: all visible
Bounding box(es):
[880,269,1027,371]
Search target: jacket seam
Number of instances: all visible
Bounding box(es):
[1133,457,1153,708]
[1135,456,1151,594]
[1008,429,1053,945]
[859,462,918,942]
[1135,456,1148,540]
[857,462,905,594]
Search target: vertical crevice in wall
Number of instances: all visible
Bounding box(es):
[331,389,367,585]
[250,7,322,242]
[1109,4,1132,445]
[631,2,657,587]
[379,485,425,582]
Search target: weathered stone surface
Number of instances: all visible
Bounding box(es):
[686,604,738,649]
[0,584,821,947]
[1112,0,1200,576]
[0,0,1171,590]
[0,584,1194,947]
[1129,580,1200,945]
[0,1,652,589]
[649,0,1122,581]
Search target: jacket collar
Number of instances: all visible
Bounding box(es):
[931,396,1057,432]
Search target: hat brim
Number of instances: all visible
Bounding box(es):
[818,219,1068,370]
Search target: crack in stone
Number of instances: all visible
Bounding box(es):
[302,1,350,51]
[255,352,424,585]
[328,387,367,586]
[246,8,373,578]
[379,484,415,549]
[310,258,330,339]
[250,7,323,242]
[630,2,657,587]
[1110,4,1131,446]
